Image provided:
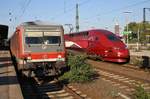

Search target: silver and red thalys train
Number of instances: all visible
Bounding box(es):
[10,21,66,77]
[64,29,130,63]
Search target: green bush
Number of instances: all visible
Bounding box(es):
[133,85,150,99]
[59,54,95,83]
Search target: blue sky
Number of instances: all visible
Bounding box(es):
[0,0,150,37]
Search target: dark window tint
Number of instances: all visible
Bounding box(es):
[69,32,88,38]
[107,34,120,41]
[45,36,61,44]
[95,37,99,40]
[25,37,43,44]
[25,36,61,44]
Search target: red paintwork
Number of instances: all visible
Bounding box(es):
[10,21,67,77]
[10,26,24,59]
[24,52,65,60]
[10,25,66,61]
[64,29,130,63]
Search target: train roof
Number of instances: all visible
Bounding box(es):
[20,20,62,27]
[66,29,114,35]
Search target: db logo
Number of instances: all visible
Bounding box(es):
[42,44,47,49]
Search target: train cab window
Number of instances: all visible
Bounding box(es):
[25,31,61,44]
[82,32,89,38]
[70,34,74,37]
[44,36,61,44]
[25,37,43,44]
[25,36,61,44]
[107,34,119,41]
[25,31,43,44]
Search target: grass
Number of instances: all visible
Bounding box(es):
[133,85,150,99]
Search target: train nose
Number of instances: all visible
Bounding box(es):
[107,46,129,57]
[116,49,129,57]
[117,52,121,57]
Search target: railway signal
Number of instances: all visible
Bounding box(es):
[121,31,132,35]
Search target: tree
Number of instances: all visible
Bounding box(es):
[124,22,150,43]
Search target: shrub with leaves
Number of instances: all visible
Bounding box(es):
[59,54,95,83]
[133,85,150,99]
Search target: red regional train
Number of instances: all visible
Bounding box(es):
[10,21,66,77]
[64,29,130,63]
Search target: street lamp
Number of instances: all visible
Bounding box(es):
[124,11,132,47]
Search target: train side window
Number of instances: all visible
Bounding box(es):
[95,37,99,40]
[83,32,89,38]
[85,32,89,35]
[69,34,74,37]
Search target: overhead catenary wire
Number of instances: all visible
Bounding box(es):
[7,0,32,37]
[18,0,32,23]
[7,0,28,24]
[20,0,30,12]
[21,0,31,18]
[81,0,150,24]
[51,0,91,20]
[9,0,150,30]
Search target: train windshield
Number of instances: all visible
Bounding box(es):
[107,34,120,41]
[25,31,61,44]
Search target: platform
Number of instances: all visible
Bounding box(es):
[130,50,150,57]
[129,50,150,67]
[0,51,23,99]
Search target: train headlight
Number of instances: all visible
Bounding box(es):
[27,56,32,60]
[58,55,62,58]
[104,50,108,53]
[117,52,121,56]
[57,55,64,61]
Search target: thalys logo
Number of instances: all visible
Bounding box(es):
[88,36,95,41]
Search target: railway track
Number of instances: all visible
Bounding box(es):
[14,50,149,99]
[10,50,89,99]
[87,60,150,97]
[110,62,149,72]
[68,49,149,71]
[97,69,150,94]
[89,58,148,71]
[34,78,88,99]
[18,74,90,99]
